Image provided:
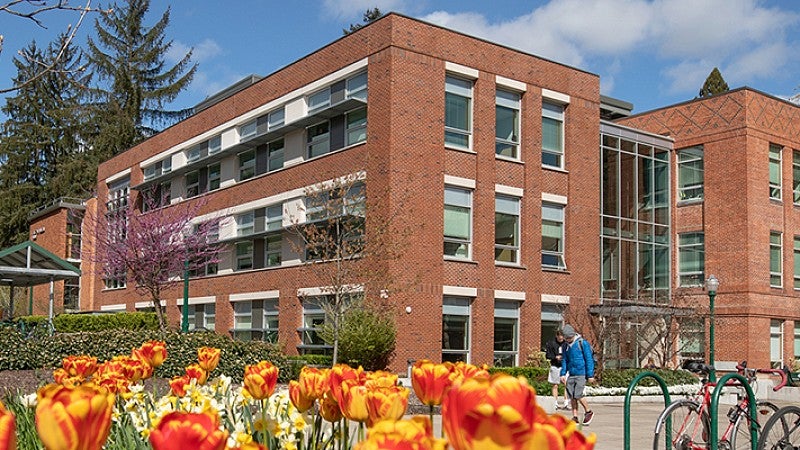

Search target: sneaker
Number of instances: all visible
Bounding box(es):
[582,410,594,426]
[561,402,571,410]
[572,416,579,423]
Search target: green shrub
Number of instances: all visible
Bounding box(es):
[597,368,698,388]
[284,354,334,380]
[16,313,159,333]
[0,329,293,382]
[320,307,396,371]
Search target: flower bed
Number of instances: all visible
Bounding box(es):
[0,342,596,449]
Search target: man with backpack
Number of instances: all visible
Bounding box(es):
[559,324,595,425]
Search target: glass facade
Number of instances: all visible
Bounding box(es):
[600,124,671,304]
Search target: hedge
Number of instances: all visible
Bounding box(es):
[16,313,159,333]
[490,366,698,394]
[0,329,293,382]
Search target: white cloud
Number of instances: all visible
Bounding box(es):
[725,42,792,83]
[323,0,409,20]
[662,59,717,95]
[166,39,222,65]
[190,70,248,99]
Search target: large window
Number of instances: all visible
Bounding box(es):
[495,195,520,264]
[265,235,281,267]
[542,102,565,169]
[346,71,367,100]
[307,121,330,158]
[308,88,331,113]
[678,232,704,286]
[496,90,520,159]
[771,231,782,288]
[232,299,277,342]
[239,150,256,181]
[187,303,215,331]
[771,320,784,368]
[445,75,472,149]
[346,108,367,146]
[263,299,279,343]
[300,297,332,355]
[541,202,565,269]
[442,296,470,363]
[235,241,253,271]
[677,146,704,201]
[795,236,800,290]
[233,302,253,340]
[185,171,199,198]
[268,139,284,172]
[237,212,254,236]
[444,186,472,259]
[770,144,782,200]
[493,300,520,367]
[208,164,221,191]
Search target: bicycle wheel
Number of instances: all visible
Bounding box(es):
[728,401,779,450]
[757,405,800,450]
[653,399,709,450]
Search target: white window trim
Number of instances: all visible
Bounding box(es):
[541,88,570,104]
[444,62,479,79]
[495,184,524,197]
[678,232,705,287]
[542,202,566,270]
[495,75,526,92]
[230,290,280,303]
[542,101,566,170]
[445,74,474,151]
[770,144,783,201]
[771,231,783,288]
[444,175,476,189]
[174,296,216,306]
[444,185,473,260]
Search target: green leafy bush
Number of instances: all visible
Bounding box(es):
[16,312,159,332]
[0,329,293,382]
[285,354,334,380]
[320,307,396,371]
[597,368,698,388]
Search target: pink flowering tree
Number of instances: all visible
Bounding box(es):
[82,188,223,330]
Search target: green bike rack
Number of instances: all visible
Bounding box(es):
[709,372,757,450]
[624,371,671,450]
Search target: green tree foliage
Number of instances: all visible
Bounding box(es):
[343,7,384,34]
[87,0,196,155]
[0,36,90,247]
[698,67,730,98]
[320,304,396,371]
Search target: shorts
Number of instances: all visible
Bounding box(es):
[566,375,587,399]
[548,366,562,384]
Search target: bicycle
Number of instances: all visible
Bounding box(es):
[653,360,788,450]
[756,403,800,449]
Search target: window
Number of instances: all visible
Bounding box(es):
[795,322,800,362]
[346,71,367,100]
[185,171,199,198]
[444,186,472,259]
[143,165,156,181]
[795,151,800,204]
[187,303,215,331]
[300,297,332,354]
[268,109,285,131]
[203,304,215,330]
[346,108,367,146]
[541,202,565,269]
[266,205,282,231]
[542,102,565,168]
[495,195,520,264]
[235,241,253,271]
[208,136,221,155]
[263,299,279,343]
[239,150,255,181]
[208,164,221,191]
[444,75,472,149]
[233,302,253,339]
[771,320,784,368]
[795,236,800,290]
[268,139,284,172]
[240,119,257,141]
[771,231,782,288]
[237,212,254,236]
[496,90,520,158]
[677,146,704,201]
[678,319,704,359]
[770,144,782,200]
[442,296,471,363]
[265,235,281,267]
[307,122,330,158]
[162,158,172,173]
[678,233,704,286]
[187,144,202,163]
[493,301,520,367]
[308,88,330,112]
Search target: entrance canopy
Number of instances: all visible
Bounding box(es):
[0,241,80,287]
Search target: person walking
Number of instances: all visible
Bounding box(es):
[544,329,570,410]
[559,324,595,425]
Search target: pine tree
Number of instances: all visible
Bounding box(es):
[0,36,90,247]
[343,8,384,35]
[698,67,730,98]
[87,0,195,155]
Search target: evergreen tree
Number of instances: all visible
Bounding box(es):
[87,0,195,155]
[0,36,90,247]
[343,8,384,34]
[698,67,730,98]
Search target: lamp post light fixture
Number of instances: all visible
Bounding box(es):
[706,274,720,382]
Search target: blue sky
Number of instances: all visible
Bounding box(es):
[1,0,799,115]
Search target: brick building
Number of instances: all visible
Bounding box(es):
[618,88,800,369]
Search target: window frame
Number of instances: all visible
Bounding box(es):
[542,101,565,169]
[495,89,521,159]
[346,107,367,146]
[444,75,473,150]
[308,88,331,113]
[770,144,782,201]
[262,299,279,343]
[233,301,253,332]
[677,146,704,201]
[208,163,221,191]
[771,319,784,368]
[678,232,705,287]
[238,150,256,181]
[307,121,331,158]
[442,296,471,363]
[267,138,284,172]
[771,231,783,288]
[265,234,282,267]
[346,71,367,100]
[541,202,566,270]
[235,241,254,271]
[185,170,200,198]
[494,194,521,264]
[208,136,221,155]
[493,300,520,367]
[240,119,257,141]
[237,212,254,236]
[444,186,472,260]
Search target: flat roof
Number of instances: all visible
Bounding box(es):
[0,241,80,287]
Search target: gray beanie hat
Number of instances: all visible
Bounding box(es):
[562,324,576,339]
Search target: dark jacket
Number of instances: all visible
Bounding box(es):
[544,338,566,367]
[560,336,595,378]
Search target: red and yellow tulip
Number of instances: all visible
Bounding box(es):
[0,400,16,450]
[289,380,314,412]
[298,366,329,400]
[134,340,167,368]
[319,391,342,423]
[185,364,209,385]
[242,361,279,400]
[340,381,370,423]
[355,417,446,450]
[411,360,454,406]
[169,375,191,397]
[197,347,221,373]
[35,383,115,450]
[365,385,409,427]
[149,410,228,450]
[329,364,365,406]
[61,355,98,379]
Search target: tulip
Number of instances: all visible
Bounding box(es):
[197,347,221,373]
[169,375,191,397]
[355,417,446,450]
[289,380,314,412]
[185,364,209,385]
[365,385,409,427]
[411,360,453,406]
[0,400,16,450]
[91,373,131,395]
[298,366,329,400]
[52,368,81,388]
[61,355,98,378]
[35,383,115,450]
[365,370,399,388]
[441,374,537,450]
[149,410,228,450]
[319,391,342,423]
[242,361,279,400]
[329,364,365,406]
[134,340,167,368]
[450,362,489,382]
[340,381,369,423]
